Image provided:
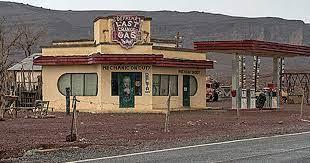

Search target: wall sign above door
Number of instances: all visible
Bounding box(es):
[178,70,200,75]
[112,15,142,49]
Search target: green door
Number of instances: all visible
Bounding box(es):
[183,75,190,107]
[119,73,135,108]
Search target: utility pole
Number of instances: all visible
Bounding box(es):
[175,32,182,48]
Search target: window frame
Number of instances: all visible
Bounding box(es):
[57,73,98,96]
[71,73,85,96]
[152,74,178,96]
[189,75,198,96]
[57,73,71,96]
[169,75,179,96]
[84,73,99,96]
[111,72,119,96]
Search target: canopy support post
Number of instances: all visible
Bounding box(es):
[232,54,241,110]
[273,57,281,111]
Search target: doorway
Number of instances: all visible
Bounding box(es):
[119,73,135,108]
[183,75,190,107]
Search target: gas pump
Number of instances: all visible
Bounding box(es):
[241,89,247,109]
[271,89,278,109]
[263,87,272,108]
[264,83,278,109]
[250,89,256,109]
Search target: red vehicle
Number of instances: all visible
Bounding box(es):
[206,83,214,102]
[206,80,220,102]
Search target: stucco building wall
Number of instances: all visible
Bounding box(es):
[151,67,206,110]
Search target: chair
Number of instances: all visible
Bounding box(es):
[34,100,50,116]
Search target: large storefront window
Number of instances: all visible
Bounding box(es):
[189,76,198,96]
[111,72,142,96]
[152,74,178,96]
[71,74,84,96]
[58,73,98,96]
[160,75,169,96]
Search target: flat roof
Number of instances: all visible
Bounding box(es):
[151,38,177,44]
[153,46,203,53]
[93,15,152,22]
[194,40,310,57]
[52,39,94,44]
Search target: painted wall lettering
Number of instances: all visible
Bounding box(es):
[145,73,150,94]
[103,65,151,71]
[112,15,142,49]
[178,70,200,75]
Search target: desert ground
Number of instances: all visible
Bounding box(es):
[0,101,310,162]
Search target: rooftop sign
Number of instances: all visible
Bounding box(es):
[112,15,142,49]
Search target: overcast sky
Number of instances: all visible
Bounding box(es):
[6,0,310,23]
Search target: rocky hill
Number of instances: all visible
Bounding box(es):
[1,1,309,82]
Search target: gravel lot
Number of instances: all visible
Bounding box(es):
[1,103,310,162]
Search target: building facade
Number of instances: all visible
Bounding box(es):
[34,15,213,113]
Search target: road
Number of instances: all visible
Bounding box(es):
[70,131,310,163]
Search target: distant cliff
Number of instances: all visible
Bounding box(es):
[1,1,309,81]
[0,1,309,47]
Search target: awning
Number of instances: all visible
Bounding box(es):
[34,53,214,69]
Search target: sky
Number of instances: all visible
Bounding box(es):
[6,0,310,23]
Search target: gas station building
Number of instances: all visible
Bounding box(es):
[34,15,213,113]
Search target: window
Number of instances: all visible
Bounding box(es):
[190,76,198,96]
[152,74,178,96]
[71,74,84,96]
[111,72,142,96]
[111,73,119,96]
[160,75,169,96]
[57,73,98,96]
[152,75,160,96]
[133,73,142,96]
[58,74,70,95]
[170,75,178,96]
[84,74,98,96]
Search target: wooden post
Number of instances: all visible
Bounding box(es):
[74,98,78,139]
[300,88,305,119]
[0,73,8,120]
[66,87,70,115]
[0,92,5,120]
[164,81,172,132]
[236,104,240,117]
[66,96,79,142]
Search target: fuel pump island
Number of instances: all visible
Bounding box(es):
[194,40,310,110]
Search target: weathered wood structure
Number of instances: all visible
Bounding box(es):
[7,53,43,112]
[282,72,310,104]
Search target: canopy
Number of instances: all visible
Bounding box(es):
[194,40,310,57]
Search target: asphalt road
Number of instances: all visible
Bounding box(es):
[71,132,310,163]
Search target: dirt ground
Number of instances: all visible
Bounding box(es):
[1,103,310,160]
